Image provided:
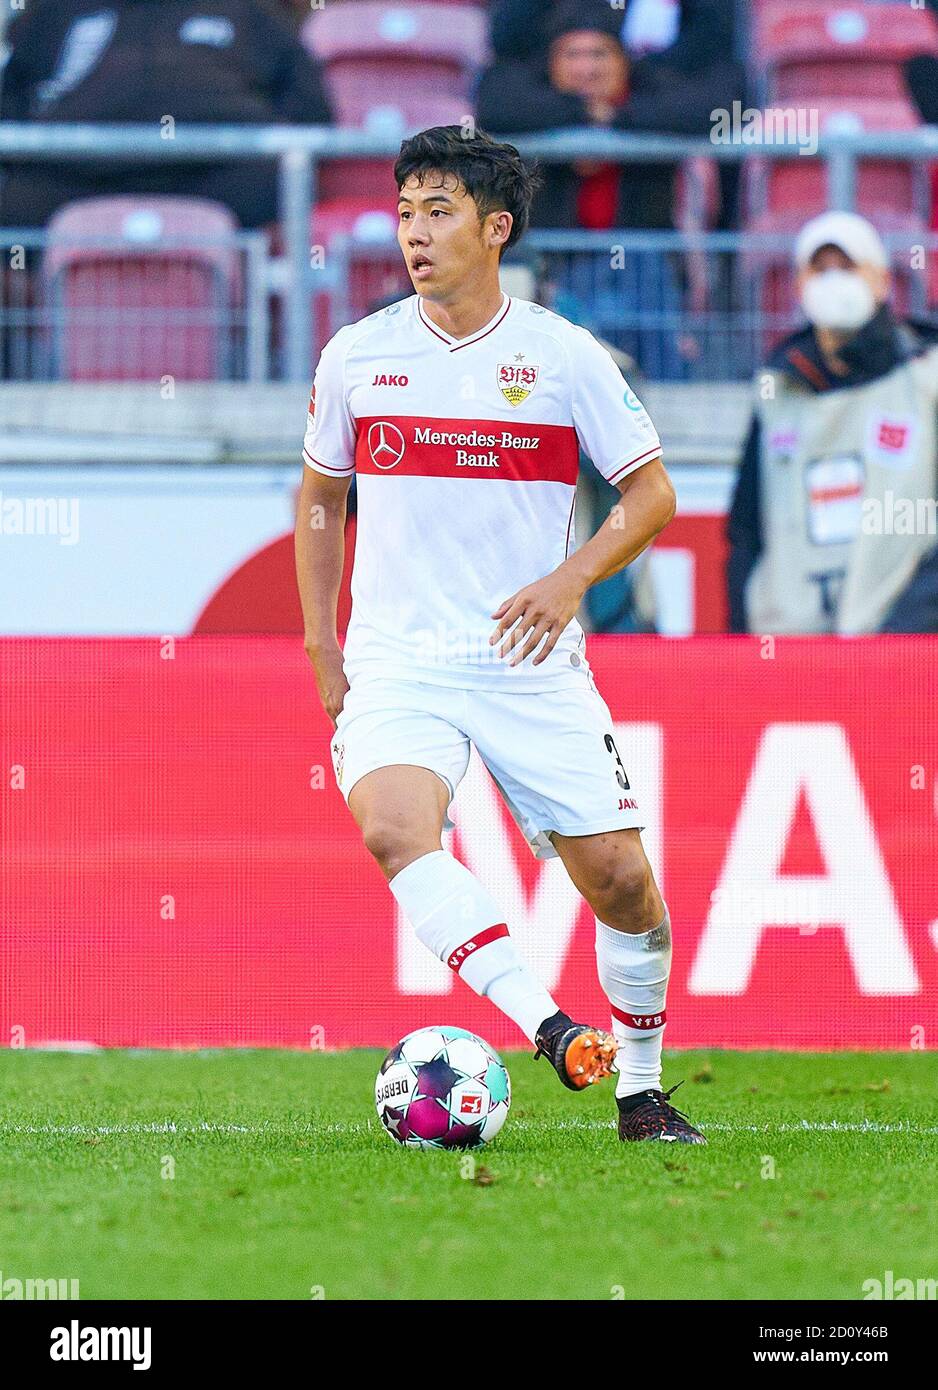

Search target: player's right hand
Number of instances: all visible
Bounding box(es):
[304,637,349,727]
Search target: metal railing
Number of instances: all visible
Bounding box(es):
[0,227,269,382]
[1,123,937,380]
[528,228,938,380]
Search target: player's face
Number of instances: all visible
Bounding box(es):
[398,173,504,299]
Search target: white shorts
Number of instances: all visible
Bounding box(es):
[329,674,644,860]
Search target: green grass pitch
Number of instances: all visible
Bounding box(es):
[1,1049,935,1301]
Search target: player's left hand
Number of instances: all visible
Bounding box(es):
[490,568,585,667]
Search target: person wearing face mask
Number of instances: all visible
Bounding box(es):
[726,211,938,635]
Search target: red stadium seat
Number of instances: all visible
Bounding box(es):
[302,2,488,128]
[317,92,472,204]
[42,197,241,381]
[313,196,400,246]
[753,0,938,65]
[305,1,487,68]
[319,157,398,204]
[745,98,928,222]
[310,196,410,352]
[754,1,938,102]
[320,86,471,136]
[318,92,470,202]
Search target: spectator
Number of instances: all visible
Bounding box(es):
[477,0,742,230]
[491,0,736,71]
[0,0,333,229]
[275,0,314,20]
[903,0,938,126]
[727,212,938,635]
[903,0,938,255]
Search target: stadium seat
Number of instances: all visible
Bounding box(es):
[755,1,938,103]
[310,196,410,351]
[319,158,397,204]
[302,2,488,128]
[313,197,400,247]
[42,197,242,381]
[317,93,471,204]
[745,99,928,223]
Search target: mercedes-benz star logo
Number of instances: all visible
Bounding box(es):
[367,421,406,469]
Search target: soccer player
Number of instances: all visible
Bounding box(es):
[295,126,705,1144]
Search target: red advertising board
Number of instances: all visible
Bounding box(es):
[1,636,936,1051]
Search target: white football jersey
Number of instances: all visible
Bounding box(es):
[303,294,662,690]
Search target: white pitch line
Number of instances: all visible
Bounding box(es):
[0,1121,262,1136]
[707,1120,938,1135]
[1,1118,937,1138]
[521,1117,938,1136]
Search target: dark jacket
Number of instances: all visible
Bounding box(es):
[476,48,742,229]
[0,0,332,125]
[491,0,737,68]
[0,0,332,227]
[482,0,745,229]
[727,305,938,633]
[903,1,938,128]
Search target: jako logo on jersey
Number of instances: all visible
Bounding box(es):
[372,374,409,387]
[498,362,539,406]
[367,421,406,469]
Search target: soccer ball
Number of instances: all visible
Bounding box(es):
[375,1026,511,1150]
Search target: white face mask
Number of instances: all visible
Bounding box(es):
[800,268,876,332]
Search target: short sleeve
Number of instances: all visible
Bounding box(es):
[569,329,662,486]
[302,330,356,477]
[919,343,938,406]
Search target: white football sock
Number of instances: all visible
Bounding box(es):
[388,849,558,1043]
[595,909,672,1098]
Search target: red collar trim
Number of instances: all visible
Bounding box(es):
[417,295,512,351]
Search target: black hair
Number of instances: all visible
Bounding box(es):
[394,125,539,254]
[548,0,625,44]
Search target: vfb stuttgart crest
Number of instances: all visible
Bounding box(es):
[498,361,539,407]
